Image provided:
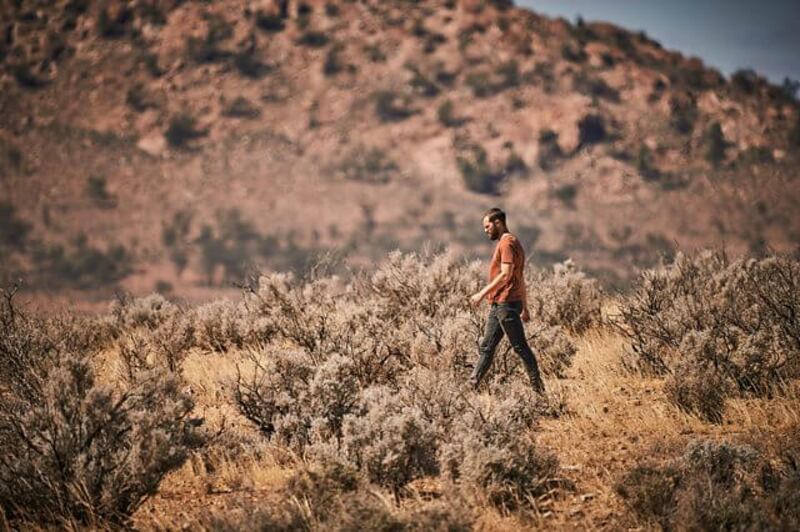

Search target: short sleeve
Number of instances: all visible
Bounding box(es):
[499,238,515,264]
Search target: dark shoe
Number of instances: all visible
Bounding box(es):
[531,375,546,395]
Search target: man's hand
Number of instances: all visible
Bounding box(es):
[469,292,484,307]
[521,307,530,323]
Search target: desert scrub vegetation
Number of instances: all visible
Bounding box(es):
[617,437,800,529]
[228,250,585,506]
[30,233,133,289]
[165,113,207,149]
[338,147,399,184]
[617,250,800,422]
[374,90,418,122]
[0,287,203,526]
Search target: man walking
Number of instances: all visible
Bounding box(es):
[469,208,545,393]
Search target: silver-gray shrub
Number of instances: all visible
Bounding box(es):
[110,292,180,332]
[439,383,559,509]
[117,307,195,378]
[249,272,409,384]
[0,294,201,525]
[619,250,800,420]
[193,298,271,353]
[526,258,604,334]
[334,386,440,493]
[234,347,316,449]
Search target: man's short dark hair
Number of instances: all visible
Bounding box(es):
[484,207,506,225]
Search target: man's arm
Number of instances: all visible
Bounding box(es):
[520,275,530,322]
[470,262,513,306]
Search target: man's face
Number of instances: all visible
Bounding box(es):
[482,216,501,240]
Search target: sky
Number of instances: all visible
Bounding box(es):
[517,0,800,84]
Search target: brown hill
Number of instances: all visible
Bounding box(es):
[1,0,799,309]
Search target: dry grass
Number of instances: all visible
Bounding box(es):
[536,327,800,529]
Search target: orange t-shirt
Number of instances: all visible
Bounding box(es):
[487,233,526,303]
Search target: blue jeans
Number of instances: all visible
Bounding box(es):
[471,301,544,391]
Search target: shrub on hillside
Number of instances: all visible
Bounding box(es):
[223,96,261,119]
[339,147,398,184]
[704,121,727,168]
[86,174,117,208]
[572,71,620,102]
[669,94,698,134]
[578,114,607,145]
[457,145,493,194]
[790,114,800,148]
[0,202,31,252]
[31,235,133,289]
[297,31,329,48]
[165,114,206,148]
[374,90,418,122]
[233,48,272,79]
[437,100,467,128]
[537,129,562,170]
[254,10,285,33]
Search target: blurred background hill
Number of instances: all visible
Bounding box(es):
[1,0,799,310]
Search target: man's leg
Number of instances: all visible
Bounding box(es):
[470,305,504,388]
[497,303,545,393]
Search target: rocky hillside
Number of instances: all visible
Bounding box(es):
[1,0,799,308]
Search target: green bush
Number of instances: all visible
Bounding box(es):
[636,144,660,180]
[165,114,206,148]
[669,94,698,134]
[790,114,800,149]
[437,100,467,128]
[537,129,562,170]
[11,63,49,89]
[340,147,398,184]
[457,144,502,195]
[578,114,607,145]
[223,97,261,119]
[86,175,117,208]
[561,42,587,63]
[254,10,285,33]
[32,234,133,289]
[553,184,578,208]
[323,42,345,76]
[374,91,417,122]
[233,48,272,79]
[704,121,727,168]
[297,31,329,48]
[573,71,620,102]
[0,202,31,252]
